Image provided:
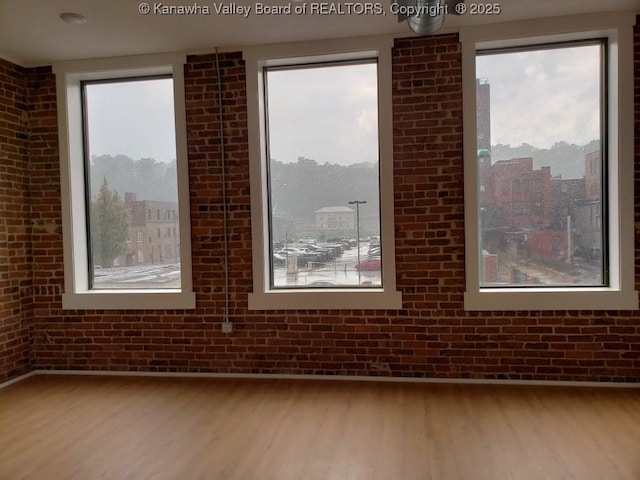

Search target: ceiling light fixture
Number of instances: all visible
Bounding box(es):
[60,12,87,24]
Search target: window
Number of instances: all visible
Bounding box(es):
[264,61,382,289]
[244,38,402,310]
[477,40,605,285]
[54,54,195,309]
[461,13,637,310]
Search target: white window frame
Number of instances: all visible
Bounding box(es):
[244,37,402,310]
[54,53,195,310]
[461,12,638,311]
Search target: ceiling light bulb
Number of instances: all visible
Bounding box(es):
[60,12,87,24]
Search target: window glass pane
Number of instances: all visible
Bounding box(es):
[265,62,381,288]
[476,42,605,287]
[83,77,181,289]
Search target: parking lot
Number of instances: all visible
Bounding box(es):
[273,242,382,287]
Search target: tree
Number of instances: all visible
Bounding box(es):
[269,157,380,223]
[90,178,130,267]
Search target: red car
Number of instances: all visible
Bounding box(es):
[356,257,381,271]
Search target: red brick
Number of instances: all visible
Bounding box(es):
[0,32,638,383]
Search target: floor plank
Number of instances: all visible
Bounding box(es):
[1,375,639,480]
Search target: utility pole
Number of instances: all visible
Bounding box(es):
[349,200,366,284]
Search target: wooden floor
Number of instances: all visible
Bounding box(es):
[1,375,639,480]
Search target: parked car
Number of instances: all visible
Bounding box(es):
[325,244,346,257]
[272,253,286,266]
[304,244,333,261]
[277,247,306,256]
[356,257,381,271]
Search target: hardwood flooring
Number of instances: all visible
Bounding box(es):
[0,375,639,479]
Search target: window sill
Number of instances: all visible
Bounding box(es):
[62,290,196,310]
[464,288,638,311]
[248,289,403,310]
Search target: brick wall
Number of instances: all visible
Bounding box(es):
[0,59,31,382]
[5,27,639,383]
[26,67,63,371]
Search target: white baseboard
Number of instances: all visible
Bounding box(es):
[6,369,634,389]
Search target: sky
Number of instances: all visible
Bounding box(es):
[85,77,176,164]
[476,43,601,149]
[85,43,600,166]
[266,62,379,166]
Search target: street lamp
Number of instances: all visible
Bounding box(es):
[349,200,366,284]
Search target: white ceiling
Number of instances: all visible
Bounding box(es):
[0,0,638,67]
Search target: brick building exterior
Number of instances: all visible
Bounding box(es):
[120,193,180,267]
[476,78,491,151]
[479,150,602,272]
[480,156,553,230]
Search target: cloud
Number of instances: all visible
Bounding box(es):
[86,78,176,163]
[476,43,601,149]
[266,62,378,165]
